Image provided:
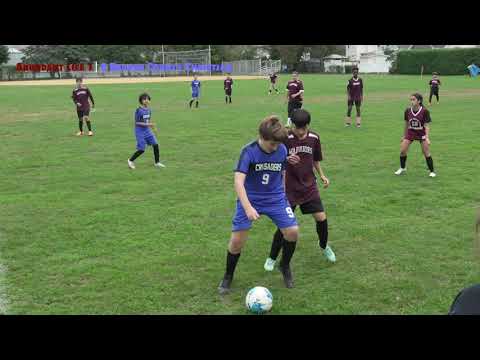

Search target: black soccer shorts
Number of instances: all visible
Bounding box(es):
[288,101,303,119]
[291,197,324,214]
[77,108,90,119]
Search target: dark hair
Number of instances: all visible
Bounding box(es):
[292,71,298,75]
[138,93,151,104]
[259,115,288,142]
[352,66,359,72]
[433,72,438,75]
[411,93,423,105]
[292,109,311,128]
[75,77,83,83]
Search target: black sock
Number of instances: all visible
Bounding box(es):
[316,219,328,249]
[153,144,160,163]
[229,96,232,103]
[280,240,297,268]
[400,155,407,168]
[78,121,83,132]
[86,121,92,131]
[269,90,272,94]
[225,96,228,103]
[426,156,434,172]
[269,229,284,261]
[195,101,199,108]
[129,150,144,162]
[189,100,193,108]
[225,251,241,277]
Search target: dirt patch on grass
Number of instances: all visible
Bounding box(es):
[0,75,266,87]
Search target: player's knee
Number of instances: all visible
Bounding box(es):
[282,226,299,242]
[229,238,244,253]
[315,212,327,222]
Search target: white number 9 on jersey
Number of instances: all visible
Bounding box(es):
[262,174,270,185]
[286,207,294,218]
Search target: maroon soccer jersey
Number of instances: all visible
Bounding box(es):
[270,74,277,83]
[404,106,431,141]
[347,77,363,100]
[284,131,323,206]
[429,78,441,89]
[224,78,233,90]
[72,86,94,111]
[286,80,304,102]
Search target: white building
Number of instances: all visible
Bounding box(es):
[323,54,348,72]
[6,47,24,66]
[345,45,392,73]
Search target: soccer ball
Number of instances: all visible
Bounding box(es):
[245,286,273,314]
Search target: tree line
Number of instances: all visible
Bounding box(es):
[1,45,345,69]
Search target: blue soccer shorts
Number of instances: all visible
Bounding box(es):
[232,196,298,232]
[136,131,158,151]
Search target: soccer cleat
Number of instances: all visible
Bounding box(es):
[394,168,406,175]
[218,275,233,295]
[286,118,292,127]
[154,162,166,168]
[76,131,84,136]
[429,172,436,178]
[345,123,351,127]
[88,131,94,136]
[264,258,276,272]
[127,159,136,169]
[279,263,294,288]
[323,245,336,263]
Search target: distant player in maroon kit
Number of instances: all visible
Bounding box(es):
[285,71,304,127]
[224,74,233,104]
[345,66,364,128]
[394,93,436,178]
[72,77,95,136]
[428,72,441,105]
[268,72,279,94]
[264,109,336,271]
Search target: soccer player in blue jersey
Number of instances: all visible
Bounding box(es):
[127,93,165,169]
[189,75,201,108]
[218,115,300,295]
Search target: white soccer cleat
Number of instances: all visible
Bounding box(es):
[429,172,436,178]
[127,159,136,169]
[323,245,336,263]
[394,168,406,175]
[88,131,94,136]
[154,162,166,168]
[264,258,276,272]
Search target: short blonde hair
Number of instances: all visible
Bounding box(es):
[258,115,288,142]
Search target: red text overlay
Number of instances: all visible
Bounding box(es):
[16,63,95,72]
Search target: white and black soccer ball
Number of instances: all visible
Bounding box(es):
[245,286,273,314]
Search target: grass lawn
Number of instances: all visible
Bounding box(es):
[0,74,479,314]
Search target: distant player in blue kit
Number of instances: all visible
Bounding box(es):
[189,75,201,108]
[218,116,300,295]
[127,93,166,170]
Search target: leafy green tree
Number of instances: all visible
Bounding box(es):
[0,45,9,65]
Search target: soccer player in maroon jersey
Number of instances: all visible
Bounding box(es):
[285,71,304,126]
[265,109,336,271]
[224,74,233,104]
[71,77,95,136]
[268,72,279,94]
[345,67,364,128]
[428,72,441,105]
[394,93,436,177]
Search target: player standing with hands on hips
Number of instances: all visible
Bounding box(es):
[224,73,233,104]
[428,72,441,105]
[72,77,95,136]
[394,93,436,178]
[345,67,363,128]
[286,71,304,127]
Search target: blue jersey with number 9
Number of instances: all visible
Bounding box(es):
[235,141,287,203]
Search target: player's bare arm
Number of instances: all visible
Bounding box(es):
[425,124,431,144]
[234,172,260,221]
[314,161,329,188]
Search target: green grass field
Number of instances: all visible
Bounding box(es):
[1,74,479,315]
